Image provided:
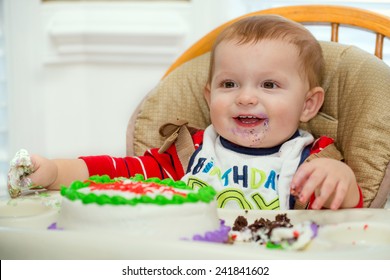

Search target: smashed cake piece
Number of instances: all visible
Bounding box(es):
[7,149,43,198]
[230,213,319,250]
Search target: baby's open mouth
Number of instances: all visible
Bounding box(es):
[234,115,268,126]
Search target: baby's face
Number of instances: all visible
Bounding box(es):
[205,39,310,148]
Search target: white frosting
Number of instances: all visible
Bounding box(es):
[270,221,316,250]
[7,149,34,197]
[230,228,253,242]
[57,182,221,240]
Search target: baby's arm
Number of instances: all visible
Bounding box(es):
[28,155,89,190]
[9,146,183,195]
[290,158,361,209]
[7,151,89,198]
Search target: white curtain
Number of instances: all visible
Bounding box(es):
[0,0,8,198]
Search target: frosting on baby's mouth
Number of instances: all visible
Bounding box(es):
[232,116,269,147]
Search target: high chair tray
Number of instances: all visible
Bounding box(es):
[0,192,389,259]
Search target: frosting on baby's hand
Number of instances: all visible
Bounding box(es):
[7,149,42,198]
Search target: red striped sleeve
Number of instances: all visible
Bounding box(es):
[79,149,180,180]
[79,129,204,180]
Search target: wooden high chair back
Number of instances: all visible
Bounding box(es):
[127,5,390,208]
[164,5,390,77]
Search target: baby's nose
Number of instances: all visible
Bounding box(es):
[236,88,259,105]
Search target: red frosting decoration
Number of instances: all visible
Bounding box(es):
[87,181,188,197]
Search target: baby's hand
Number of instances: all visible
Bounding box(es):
[290,158,359,209]
[27,154,58,189]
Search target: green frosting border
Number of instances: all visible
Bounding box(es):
[60,174,216,206]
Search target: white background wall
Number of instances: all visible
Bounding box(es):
[3,0,249,160]
[2,0,390,191]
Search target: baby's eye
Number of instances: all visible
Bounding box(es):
[221,80,237,88]
[262,81,277,89]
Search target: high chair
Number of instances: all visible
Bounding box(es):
[126,5,390,208]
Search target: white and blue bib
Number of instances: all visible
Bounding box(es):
[181,125,314,210]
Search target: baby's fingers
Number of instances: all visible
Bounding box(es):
[28,155,57,188]
[327,182,349,210]
[291,162,339,209]
[290,162,323,201]
[290,164,309,197]
[298,174,327,206]
[309,177,338,209]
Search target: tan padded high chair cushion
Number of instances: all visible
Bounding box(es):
[128,41,390,208]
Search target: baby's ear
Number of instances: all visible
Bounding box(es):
[300,87,325,122]
[204,83,211,106]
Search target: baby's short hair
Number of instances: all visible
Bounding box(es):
[208,15,324,89]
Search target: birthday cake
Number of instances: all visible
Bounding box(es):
[229,214,318,250]
[57,174,230,242]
